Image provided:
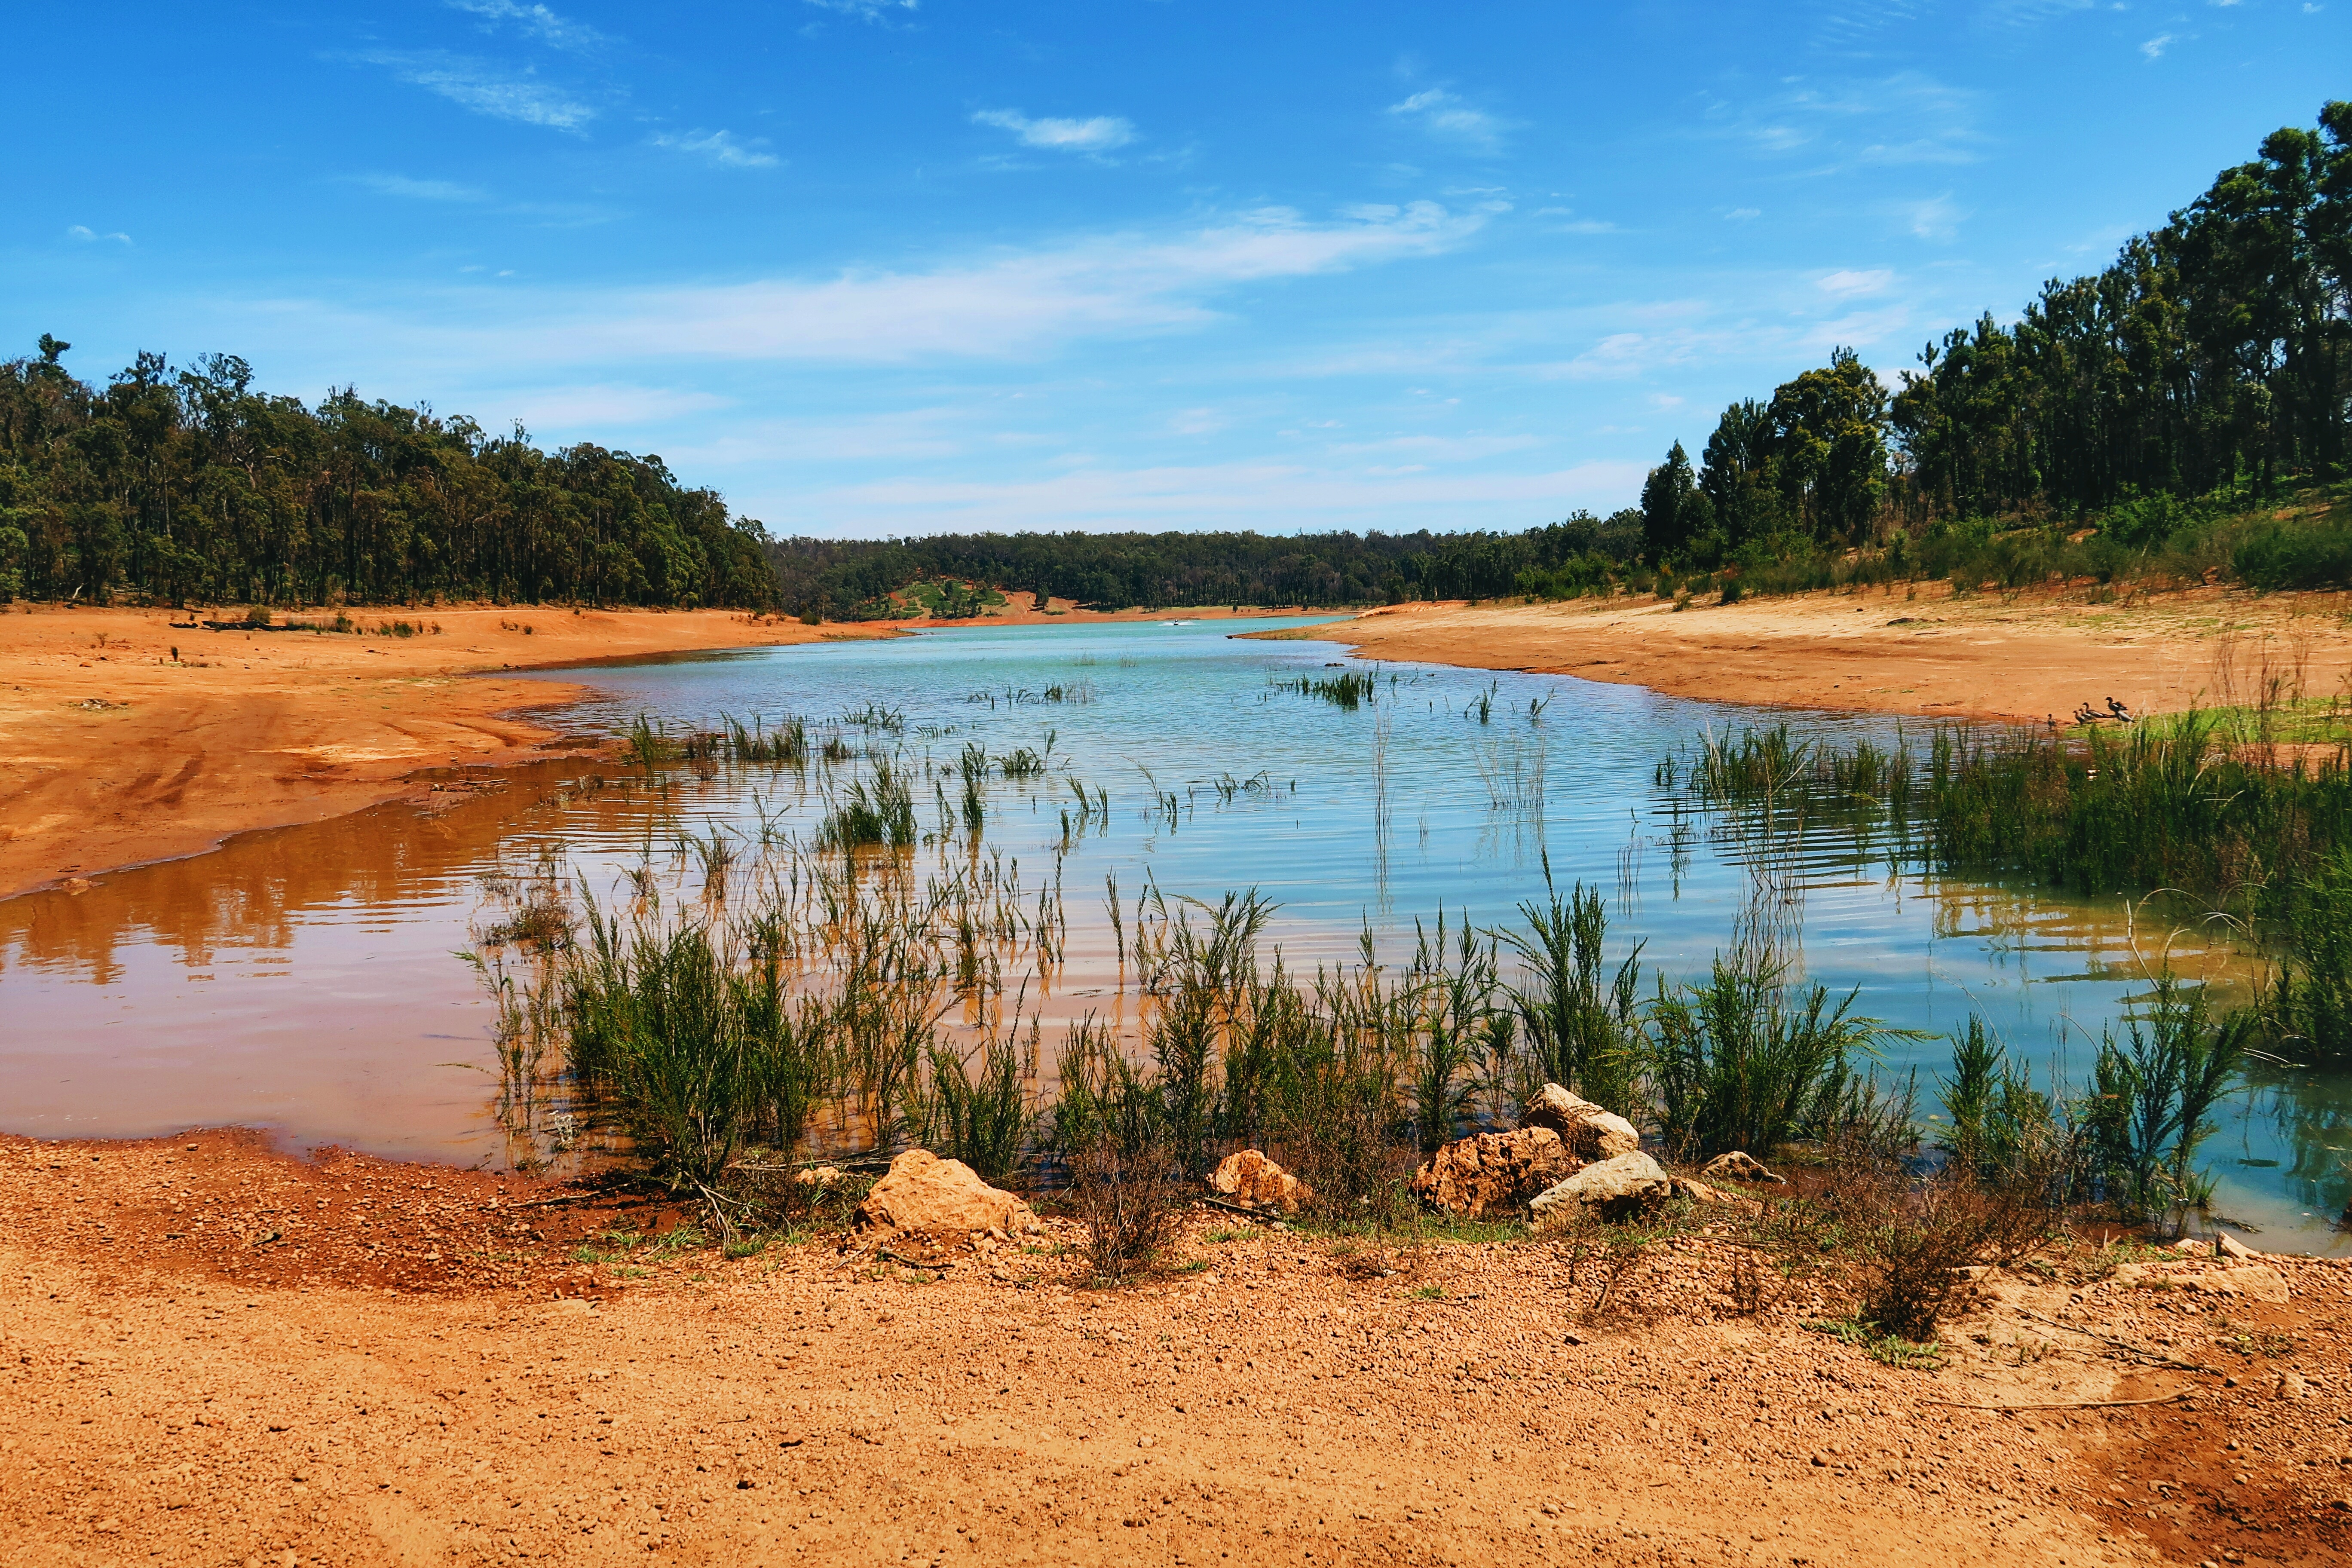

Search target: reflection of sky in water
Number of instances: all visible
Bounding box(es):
[3,615,2344,1251]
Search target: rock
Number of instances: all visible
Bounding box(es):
[854,1150,1039,1236]
[1412,1127,1578,1217]
[1530,1151,1672,1228]
[2196,1265,2289,1305]
[795,1165,844,1188]
[1698,1150,1784,1185]
[2170,1237,2209,1255]
[1208,1150,1312,1214]
[1669,1177,1754,1209]
[1519,1084,1642,1161]
[2216,1232,2262,1261]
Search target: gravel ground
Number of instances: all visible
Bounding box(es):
[4,1130,2348,1567]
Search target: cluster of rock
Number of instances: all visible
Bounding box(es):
[842,1084,1776,1247]
[1409,1084,1780,1227]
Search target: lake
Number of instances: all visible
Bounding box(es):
[3,614,2343,1251]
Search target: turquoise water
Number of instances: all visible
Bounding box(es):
[3,614,2344,1251]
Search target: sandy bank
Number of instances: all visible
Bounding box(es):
[0,605,902,903]
[0,600,1305,903]
[1267,582,2352,727]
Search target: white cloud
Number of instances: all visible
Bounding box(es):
[1387,88,1509,153]
[353,173,489,202]
[1724,207,1762,221]
[651,129,779,169]
[802,0,917,19]
[1816,268,1894,297]
[65,225,132,245]
[259,203,1487,371]
[2140,33,2174,57]
[447,0,608,51]
[972,109,1137,155]
[356,52,596,131]
[1897,193,1964,241]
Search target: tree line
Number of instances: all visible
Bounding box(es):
[1637,100,2352,571]
[0,339,776,607]
[763,513,1645,619]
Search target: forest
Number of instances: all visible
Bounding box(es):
[0,341,776,608]
[3,101,2344,614]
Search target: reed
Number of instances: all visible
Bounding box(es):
[1499,872,1644,1114]
[1277,670,1377,710]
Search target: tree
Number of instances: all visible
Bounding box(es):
[1767,349,1889,543]
[1639,441,1712,562]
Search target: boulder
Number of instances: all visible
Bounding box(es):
[1530,1151,1672,1228]
[1412,1127,1578,1217]
[2217,1232,2262,1261]
[854,1149,1039,1236]
[1519,1084,1642,1162]
[1209,1150,1312,1214]
[1698,1150,1784,1185]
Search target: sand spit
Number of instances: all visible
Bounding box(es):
[1263,583,2352,729]
[3,1130,2347,1565]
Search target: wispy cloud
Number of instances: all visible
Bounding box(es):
[2140,33,2175,58]
[652,129,779,169]
[972,109,1137,156]
[1717,71,1983,169]
[351,173,490,202]
[802,0,918,19]
[1897,193,1964,240]
[1387,88,1510,153]
[354,51,596,132]
[260,203,1488,370]
[447,0,609,52]
[66,225,132,245]
[1816,268,1893,296]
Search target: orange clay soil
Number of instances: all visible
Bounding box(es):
[1267,581,2352,728]
[3,1130,2349,1567]
[0,600,1300,903]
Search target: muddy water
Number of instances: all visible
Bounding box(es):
[3,615,2346,1251]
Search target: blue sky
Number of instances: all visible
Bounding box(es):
[9,3,2345,538]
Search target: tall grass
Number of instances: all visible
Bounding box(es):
[1681,716,2352,1059]
[1278,670,1377,710]
[1500,871,1644,1115]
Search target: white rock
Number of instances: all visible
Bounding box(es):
[1530,1151,1671,1228]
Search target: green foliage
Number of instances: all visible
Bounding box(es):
[917,1035,1034,1188]
[2081,978,2255,1219]
[1648,953,1902,1161]
[0,343,776,607]
[1498,872,1644,1115]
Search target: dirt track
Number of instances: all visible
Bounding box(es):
[6,1130,2349,1567]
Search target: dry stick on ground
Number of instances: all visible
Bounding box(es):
[2008,1307,2216,1373]
[1920,1391,2195,1411]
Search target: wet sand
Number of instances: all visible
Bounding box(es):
[5,1128,2347,1566]
[1266,582,2352,727]
[0,600,1295,903]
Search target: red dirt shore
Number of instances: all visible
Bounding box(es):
[5,1129,2348,1566]
[0,600,1292,903]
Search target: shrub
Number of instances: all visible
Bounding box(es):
[2233,517,2352,591]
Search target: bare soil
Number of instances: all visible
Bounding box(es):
[1270,581,2352,729]
[5,1130,2347,1566]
